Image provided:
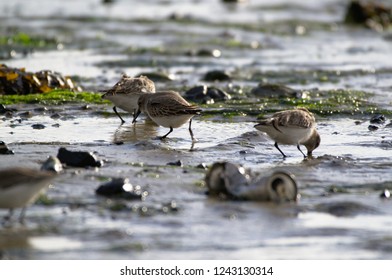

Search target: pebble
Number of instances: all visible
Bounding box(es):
[368,125,379,131]
[32,124,46,129]
[167,160,183,167]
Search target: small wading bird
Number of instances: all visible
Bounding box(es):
[254,108,320,158]
[133,91,202,143]
[0,168,57,223]
[101,74,156,124]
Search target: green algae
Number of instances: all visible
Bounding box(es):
[0,90,109,105]
[199,88,392,118]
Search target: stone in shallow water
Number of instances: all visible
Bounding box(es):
[32,123,46,129]
[203,70,231,82]
[184,85,231,104]
[370,114,386,124]
[0,141,14,155]
[250,83,300,98]
[96,178,146,200]
[368,125,379,131]
[41,156,63,173]
[57,147,103,168]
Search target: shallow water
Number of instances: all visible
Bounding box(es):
[1,0,392,259]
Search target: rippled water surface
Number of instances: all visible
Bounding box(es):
[1,0,392,259]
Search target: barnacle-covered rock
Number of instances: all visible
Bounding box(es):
[205,162,298,202]
[0,64,82,95]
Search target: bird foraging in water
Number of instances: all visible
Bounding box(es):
[254,108,320,158]
[0,167,57,223]
[101,74,156,124]
[133,91,202,142]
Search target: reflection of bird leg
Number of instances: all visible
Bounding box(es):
[113,106,125,125]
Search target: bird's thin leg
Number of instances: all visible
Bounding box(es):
[160,127,173,140]
[19,207,27,224]
[188,118,196,142]
[132,109,141,124]
[297,144,306,158]
[274,142,287,158]
[113,106,125,125]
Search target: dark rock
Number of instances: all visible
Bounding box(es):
[96,178,146,200]
[33,107,48,113]
[380,189,391,199]
[19,111,33,118]
[184,85,231,104]
[167,160,183,167]
[32,124,46,129]
[57,147,103,168]
[50,113,62,119]
[0,104,16,115]
[344,0,392,30]
[52,123,60,128]
[196,163,207,169]
[0,141,14,155]
[250,83,300,98]
[370,114,386,124]
[203,70,231,81]
[368,125,379,131]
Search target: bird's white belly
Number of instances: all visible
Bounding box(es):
[151,115,193,128]
[104,94,139,113]
[0,183,49,209]
[258,125,312,144]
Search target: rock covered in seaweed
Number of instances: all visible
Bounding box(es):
[0,64,82,95]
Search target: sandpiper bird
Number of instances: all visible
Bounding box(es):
[133,91,202,142]
[0,158,60,222]
[102,74,156,124]
[254,108,320,158]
